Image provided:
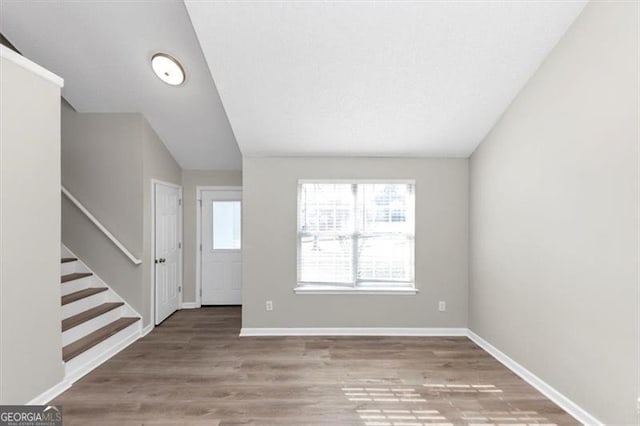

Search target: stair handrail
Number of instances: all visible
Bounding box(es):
[61,186,142,265]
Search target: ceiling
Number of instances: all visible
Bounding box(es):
[1,1,587,164]
[0,0,241,170]
[185,1,586,158]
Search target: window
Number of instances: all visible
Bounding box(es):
[296,181,416,294]
[212,201,241,250]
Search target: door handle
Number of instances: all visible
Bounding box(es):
[155,258,166,264]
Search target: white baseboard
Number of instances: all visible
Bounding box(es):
[240,327,467,337]
[181,302,200,309]
[27,372,71,405]
[467,330,602,426]
[141,323,154,337]
[27,324,149,405]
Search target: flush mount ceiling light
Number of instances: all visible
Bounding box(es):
[151,53,185,86]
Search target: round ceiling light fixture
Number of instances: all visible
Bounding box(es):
[151,53,185,86]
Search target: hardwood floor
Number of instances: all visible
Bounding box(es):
[53,307,576,425]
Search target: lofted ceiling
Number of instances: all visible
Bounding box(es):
[185,0,586,158]
[0,0,241,170]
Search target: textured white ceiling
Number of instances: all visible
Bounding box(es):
[185,1,586,158]
[1,0,241,170]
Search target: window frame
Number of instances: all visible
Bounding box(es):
[295,179,418,295]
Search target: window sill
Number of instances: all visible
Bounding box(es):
[294,285,418,295]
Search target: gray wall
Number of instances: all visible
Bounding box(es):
[468,1,638,424]
[182,170,242,303]
[142,121,182,322]
[61,102,145,319]
[0,55,63,403]
[242,157,468,328]
[62,103,182,326]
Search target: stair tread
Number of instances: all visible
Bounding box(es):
[61,257,77,263]
[62,302,124,332]
[63,317,140,362]
[61,287,108,305]
[61,272,93,283]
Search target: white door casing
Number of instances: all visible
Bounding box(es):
[201,189,242,305]
[154,182,181,324]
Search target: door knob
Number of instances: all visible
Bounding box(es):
[155,258,166,264]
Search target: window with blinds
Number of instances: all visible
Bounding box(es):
[297,181,415,291]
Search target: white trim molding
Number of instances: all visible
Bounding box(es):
[467,330,603,426]
[294,286,418,295]
[0,45,64,87]
[298,179,415,185]
[27,371,71,405]
[240,327,467,337]
[141,324,154,337]
[62,186,142,265]
[181,302,200,309]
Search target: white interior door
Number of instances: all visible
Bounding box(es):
[201,189,242,305]
[155,183,181,324]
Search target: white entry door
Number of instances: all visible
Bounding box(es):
[201,189,242,305]
[154,182,182,324]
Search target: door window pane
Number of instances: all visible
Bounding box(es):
[213,201,241,250]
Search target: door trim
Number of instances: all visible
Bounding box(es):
[196,186,242,308]
[151,179,183,325]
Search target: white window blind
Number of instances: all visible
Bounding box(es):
[297,181,415,290]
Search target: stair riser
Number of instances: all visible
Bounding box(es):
[60,277,96,296]
[62,307,123,346]
[64,320,141,373]
[62,292,107,320]
[61,261,81,275]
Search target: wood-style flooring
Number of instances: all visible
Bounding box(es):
[53,307,576,425]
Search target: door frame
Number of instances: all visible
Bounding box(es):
[196,185,242,308]
[151,179,183,325]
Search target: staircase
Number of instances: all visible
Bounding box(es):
[60,245,142,380]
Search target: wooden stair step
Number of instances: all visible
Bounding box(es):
[61,287,108,305]
[62,302,124,332]
[61,257,77,263]
[63,317,140,362]
[61,272,93,283]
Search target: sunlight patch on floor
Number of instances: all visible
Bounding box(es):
[356,408,452,426]
[461,409,557,426]
[344,383,559,426]
[423,383,503,393]
[342,387,427,402]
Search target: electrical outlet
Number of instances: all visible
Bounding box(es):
[266,300,273,311]
[438,301,446,312]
